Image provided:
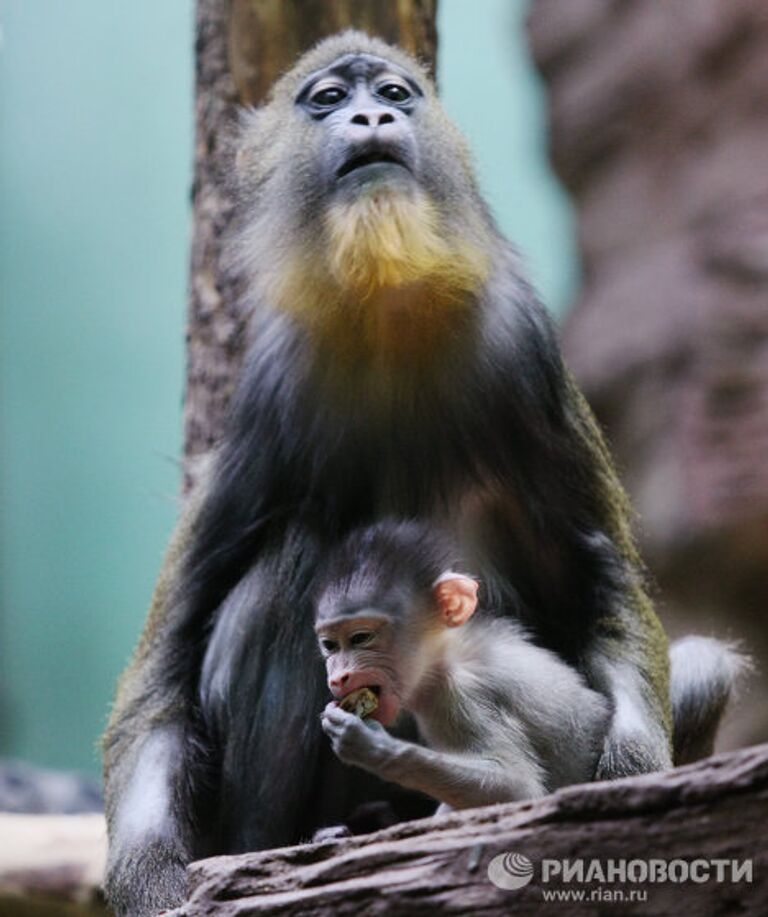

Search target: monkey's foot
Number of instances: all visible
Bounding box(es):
[311,824,353,843]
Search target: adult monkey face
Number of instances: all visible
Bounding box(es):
[235,35,491,339]
[296,53,422,198]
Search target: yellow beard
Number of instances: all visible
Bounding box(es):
[260,186,490,369]
[324,187,488,298]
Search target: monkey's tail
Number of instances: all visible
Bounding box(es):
[669,636,751,766]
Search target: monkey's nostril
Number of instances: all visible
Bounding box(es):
[351,113,370,126]
[379,112,395,126]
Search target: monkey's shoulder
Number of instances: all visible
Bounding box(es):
[445,619,609,733]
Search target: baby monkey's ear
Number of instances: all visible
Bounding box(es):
[432,572,479,627]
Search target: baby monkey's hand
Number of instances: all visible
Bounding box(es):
[321,703,397,774]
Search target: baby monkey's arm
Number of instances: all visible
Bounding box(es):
[321,704,545,810]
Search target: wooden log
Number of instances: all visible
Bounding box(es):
[170,743,768,915]
[0,814,107,916]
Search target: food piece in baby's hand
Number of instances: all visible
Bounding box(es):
[339,687,379,719]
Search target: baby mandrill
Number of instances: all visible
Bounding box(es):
[315,521,610,811]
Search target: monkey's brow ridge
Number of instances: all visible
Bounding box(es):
[296,54,423,101]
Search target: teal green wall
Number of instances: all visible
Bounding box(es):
[439,0,577,312]
[0,1,193,773]
[0,0,575,775]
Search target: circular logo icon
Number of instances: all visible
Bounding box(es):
[487,852,534,890]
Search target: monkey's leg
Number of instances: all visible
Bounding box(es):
[552,383,674,778]
[104,723,197,916]
[587,629,673,779]
[103,490,215,916]
[199,556,328,851]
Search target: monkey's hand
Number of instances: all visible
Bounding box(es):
[321,703,400,777]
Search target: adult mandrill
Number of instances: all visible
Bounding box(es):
[102,31,738,916]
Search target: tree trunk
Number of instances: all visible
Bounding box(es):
[184,0,438,489]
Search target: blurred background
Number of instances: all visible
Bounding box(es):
[1,0,766,791]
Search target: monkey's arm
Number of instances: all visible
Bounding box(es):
[564,383,672,777]
[102,491,206,917]
[321,706,545,809]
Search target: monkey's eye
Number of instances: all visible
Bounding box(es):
[350,632,374,648]
[377,82,411,104]
[320,639,339,654]
[310,85,348,107]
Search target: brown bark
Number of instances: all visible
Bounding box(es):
[168,743,768,915]
[528,0,768,751]
[184,0,438,489]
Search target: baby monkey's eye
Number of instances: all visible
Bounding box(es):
[350,632,374,648]
[377,82,411,104]
[320,638,339,653]
[310,85,348,107]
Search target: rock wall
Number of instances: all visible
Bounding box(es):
[528,0,768,748]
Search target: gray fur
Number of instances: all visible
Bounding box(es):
[670,636,750,765]
[324,617,610,808]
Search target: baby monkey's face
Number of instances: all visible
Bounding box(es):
[315,569,479,726]
[316,610,408,726]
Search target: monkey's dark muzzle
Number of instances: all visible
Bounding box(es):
[334,134,415,187]
[337,150,409,180]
